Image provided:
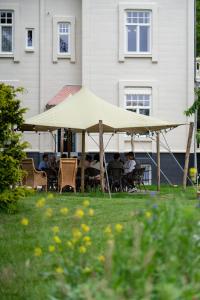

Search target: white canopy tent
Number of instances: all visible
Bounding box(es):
[21,87,182,193]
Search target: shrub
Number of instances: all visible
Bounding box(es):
[0,83,28,212]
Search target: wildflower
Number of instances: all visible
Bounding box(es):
[79,246,87,254]
[53,235,62,244]
[45,208,53,217]
[52,226,60,234]
[36,198,46,208]
[83,200,90,207]
[145,211,152,219]
[98,255,105,263]
[55,267,64,274]
[60,207,68,215]
[83,236,92,246]
[104,225,112,235]
[47,193,54,200]
[66,241,74,249]
[72,228,82,240]
[88,208,94,216]
[81,224,90,233]
[34,247,42,257]
[48,245,55,252]
[83,267,92,274]
[20,217,29,226]
[115,223,123,233]
[75,209,84,218]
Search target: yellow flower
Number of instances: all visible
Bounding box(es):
[60,207,68,215]
[20,217,29,226]
[115,223,123,233]
[98,255,105,263]
[34,247,42,257]
[145,211,152,219]
[55,267,64,274]
[83,200,90,207]
[47,193,54,200]
[52,226,60,234]
[81,224,90,233]
[88,208,94,217]
[48,245,55,252]
[79,246,87,254]
[83,267,92,274]
[75,209,84,218]
[45,208,53,217]
[72,228,82,240]
[83,236,92,246]
[36,198,46,208]
[53,235,62,244]
[66,241,74,249]
[104,225,112,235]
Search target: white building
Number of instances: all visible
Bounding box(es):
[0,0,195,183]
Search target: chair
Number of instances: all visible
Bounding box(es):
[108,168,123,192]
[58,158,77,193]
[85,167,101,191]
[21,158,47,191]
[132,167,146,191]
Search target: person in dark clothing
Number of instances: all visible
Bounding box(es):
[107,153,123,173]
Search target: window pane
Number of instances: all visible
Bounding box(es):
[59,35,68,53]
[127,25,137,52]
[27,30,33,47]
[140,26,150,52]
[139,109,149,116]
[2,26,12,52]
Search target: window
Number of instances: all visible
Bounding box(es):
[58,22,70,54]
[125,88,151,116]
[25,28,34,50]
[125,11,151,54]
[141,164,152,185]
[0,11,13,53]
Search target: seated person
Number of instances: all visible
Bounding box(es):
[84,154,92,169]
[90,153,101,171]
[38,154,49,171]
[122,152,137,192]
[107,153,123,173]
[49,155,58,174]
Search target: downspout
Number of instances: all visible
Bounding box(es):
[194,0,198,171]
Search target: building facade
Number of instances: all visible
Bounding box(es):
[0,0,195,184]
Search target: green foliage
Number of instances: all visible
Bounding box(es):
[0,83,28,211]
[0,186,34,213]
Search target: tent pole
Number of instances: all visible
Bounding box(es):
[156,132,161,191]
[67,130,71,158]
[183,122,194,189]
[131,133,134,152]
[81,130,86,193]
[60,128,64,155]
[99,120,105,192]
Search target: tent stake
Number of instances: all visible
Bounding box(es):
[99,120,105,192]
[183,122,194,189]
[81,130,86,193]
[156,132,160,191]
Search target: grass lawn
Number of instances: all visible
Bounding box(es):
[0,186,199,300]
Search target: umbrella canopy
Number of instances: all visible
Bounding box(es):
[22,87,181,133]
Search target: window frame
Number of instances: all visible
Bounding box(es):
[124,87,152,117]
[118,2,158,62]
[0,10,13,54]
[57,22,71,55]
[25,28,34,52]
[125,10,152,55]
[52,16,76,63]
[141,164,152,185]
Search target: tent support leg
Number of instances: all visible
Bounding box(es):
[156,132,160,192]
[81,130,86,193]
[183,122,194,190]
[99,120,105,192]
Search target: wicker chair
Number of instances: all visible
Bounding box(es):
[58,158,77,193]
[21,158,47,191]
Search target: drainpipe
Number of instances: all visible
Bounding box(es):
[194,0,198,171]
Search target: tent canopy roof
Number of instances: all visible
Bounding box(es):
[22,87,181,134]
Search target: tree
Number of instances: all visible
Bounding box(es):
[0,83,28,193]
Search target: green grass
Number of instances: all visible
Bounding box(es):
[0,186,199,300]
